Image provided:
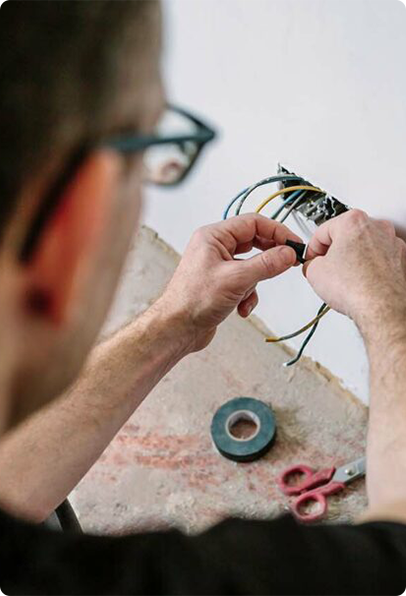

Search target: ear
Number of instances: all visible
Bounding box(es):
[24,150,122,326]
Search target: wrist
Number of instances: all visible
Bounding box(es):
[151,296,197,358]
[155,292,216,354]
[355,299,406,350]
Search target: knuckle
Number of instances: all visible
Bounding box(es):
[348,209,368,226]
[192,226,209,242]
[260,251,277,277]
[251,212,266,222]
[379,220,395,235]
[236,214,255,231]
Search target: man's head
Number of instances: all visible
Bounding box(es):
[0,0,163,426]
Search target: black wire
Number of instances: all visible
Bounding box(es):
[273,192,328,366]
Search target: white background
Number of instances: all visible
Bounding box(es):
[144,0,406,403]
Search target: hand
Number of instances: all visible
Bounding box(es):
[303,210,406,335]
[159,214,301,351]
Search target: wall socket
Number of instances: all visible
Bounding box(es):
[278,165,349,225]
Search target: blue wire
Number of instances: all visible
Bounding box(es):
[235,175,304,216]
[283,303,327,367]
[280,191,308,223]
[269,189,303,220]
[223,174,304,220]
[223,187,249,220]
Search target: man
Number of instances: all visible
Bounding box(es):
[0,1,405,594]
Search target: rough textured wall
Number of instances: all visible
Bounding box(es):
[71,227,367,534]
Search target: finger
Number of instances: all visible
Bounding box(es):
[253,236,277,251]
[240,245,296,284]
[238,290,259,318]
[306,210,369,260]
[302,260,310,277]
[234,236,276,255]
[234,241,254,255]
[302,256,321,279]
[204,214,303,255]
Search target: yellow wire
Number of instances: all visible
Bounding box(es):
[265,306,331,343]
[255,185,323,214]
[247,181,330,347]
[252,183,329,346]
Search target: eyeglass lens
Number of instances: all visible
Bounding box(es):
[143,109,201,185]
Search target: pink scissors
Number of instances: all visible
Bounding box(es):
[278,456,366,523]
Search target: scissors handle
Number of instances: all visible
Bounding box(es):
[292,481,346,523]
[278,464,336,496]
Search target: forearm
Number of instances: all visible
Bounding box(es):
[0,298,193,522]
[0,214,300,523]
[360,311,406,521]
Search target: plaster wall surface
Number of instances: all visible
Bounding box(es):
[143,0,406,403]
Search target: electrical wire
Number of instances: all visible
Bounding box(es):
[263,185,329,361]
[283,303,327,367]
[268,186,330,361]
[269,190,303,220]
[223,187,249,220]
[279,191,308,223]
[233,174,305,216]
[222,173,331,366]
[291,208,315,237]
[255,185,322,215]
[265,305,330,343]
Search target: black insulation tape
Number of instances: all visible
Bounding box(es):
[211,397,276,462]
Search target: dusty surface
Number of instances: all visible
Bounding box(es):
[71,226,368,535]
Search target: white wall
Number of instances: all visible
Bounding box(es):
[143,0,406,403]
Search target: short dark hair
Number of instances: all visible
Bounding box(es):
[0,0,160,238]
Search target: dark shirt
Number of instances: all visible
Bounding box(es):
[0,507,405,595]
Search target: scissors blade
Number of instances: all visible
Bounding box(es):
[332,456,366,485]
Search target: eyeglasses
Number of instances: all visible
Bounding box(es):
[107,104,216,186]
[20,104,217,261]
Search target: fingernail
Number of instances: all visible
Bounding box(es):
[247,305,253,315]
[280,246,295,265]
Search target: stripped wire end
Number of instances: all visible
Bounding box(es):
[264,306,330,344]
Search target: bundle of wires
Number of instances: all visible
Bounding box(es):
[223,173,330,366]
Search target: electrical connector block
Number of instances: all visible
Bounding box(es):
[278,165,349,225]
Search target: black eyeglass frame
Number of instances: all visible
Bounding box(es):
[20,104,217,262]
[106,104,216,186]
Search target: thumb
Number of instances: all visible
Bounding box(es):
[302,255,321,280]
[240,245,296,284]
[302,260,311,278]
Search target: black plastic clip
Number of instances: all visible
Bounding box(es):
[285,240,307,264]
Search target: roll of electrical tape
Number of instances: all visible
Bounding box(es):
[211,397,276,462]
